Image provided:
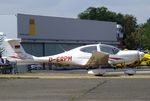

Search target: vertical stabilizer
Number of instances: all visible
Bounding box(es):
[2,39,33,60]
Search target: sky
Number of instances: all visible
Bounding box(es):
[0,0,149,24]
[0,0,150,24]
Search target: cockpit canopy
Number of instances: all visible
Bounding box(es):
[80,44,120,54]
[99,44,120,54]
[80,46,97,53]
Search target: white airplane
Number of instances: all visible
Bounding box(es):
[2,38,144,69]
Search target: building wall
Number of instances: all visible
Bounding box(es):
[17,13,118,56]
[17,14,117,42]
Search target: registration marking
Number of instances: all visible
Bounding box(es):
[49,56,72,62]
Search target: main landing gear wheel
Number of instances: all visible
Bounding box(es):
[87,69,106,76]
[124,69,136,76]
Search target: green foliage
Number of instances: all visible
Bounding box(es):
[78,7,123,24]
[142,18,150,49]
[123,15,137,34]
[144,19,150,34]
[78,6,139,49]
[124,29,142,49]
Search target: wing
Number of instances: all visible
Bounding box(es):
[86,51,109,67]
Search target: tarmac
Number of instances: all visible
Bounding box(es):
[1,69,150,101]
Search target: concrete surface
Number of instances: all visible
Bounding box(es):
[0,69,150,101]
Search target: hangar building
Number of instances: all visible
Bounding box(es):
[0,14,121,57]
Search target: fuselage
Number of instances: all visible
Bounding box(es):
[7,43,144,67]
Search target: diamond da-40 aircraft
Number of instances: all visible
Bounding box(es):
[2,38,144,73]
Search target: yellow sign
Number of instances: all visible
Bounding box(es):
[29,18,36,36]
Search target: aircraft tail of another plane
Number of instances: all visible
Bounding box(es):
[2,39,34,60]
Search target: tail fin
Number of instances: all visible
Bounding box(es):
[2,39,33,60]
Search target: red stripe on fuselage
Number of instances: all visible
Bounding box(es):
[9,56,21,59]
[109,57,124,60]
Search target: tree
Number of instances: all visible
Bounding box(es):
[122,15,138,49]
[78,6,138,49]
[142,18,150,49]
[124,28,143,49]
[122,15,137,34]
[78,7,120,23]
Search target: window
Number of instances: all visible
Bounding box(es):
[100,44,119,54]
[80,46,97,53]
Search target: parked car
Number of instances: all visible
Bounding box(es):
[28,64,43,70]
